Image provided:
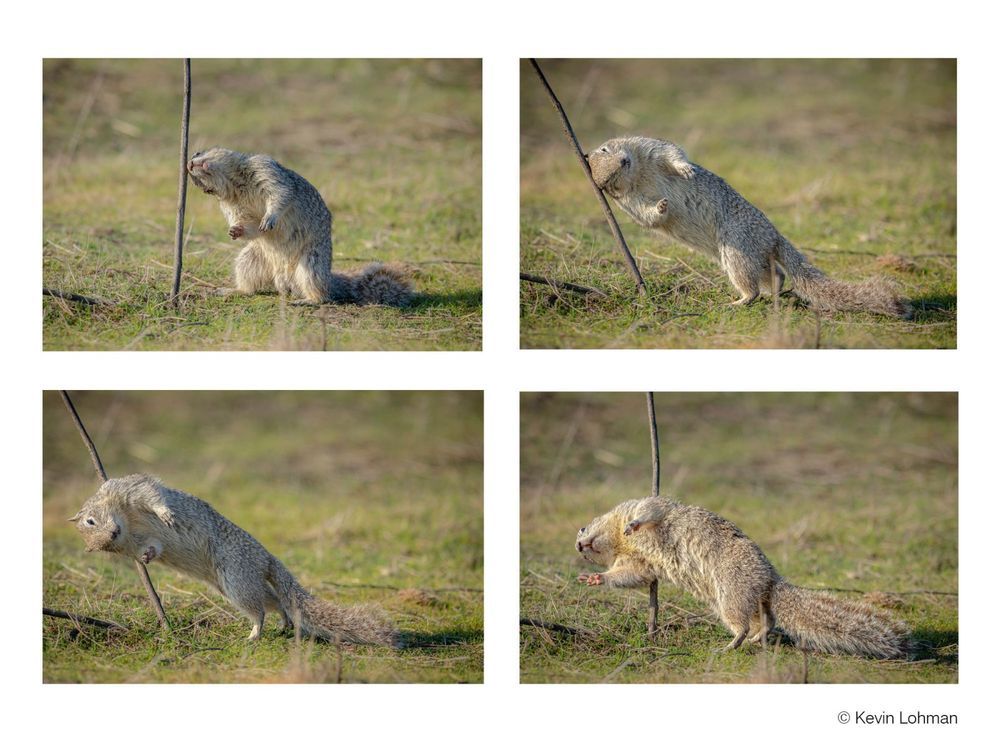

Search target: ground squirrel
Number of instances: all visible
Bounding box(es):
[71,474,399,646]
[576,496,910,659]
[586,136,912,317]
[187,147,413,306]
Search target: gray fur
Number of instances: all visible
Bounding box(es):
[576,496,910,659]
[188,147,412,306]
[587,136,912,317]
[71,474,398,646]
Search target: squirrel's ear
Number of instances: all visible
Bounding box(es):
[68,510,82,523]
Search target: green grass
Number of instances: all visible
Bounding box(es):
[521,60,956,348]
[520,393,957,683]
[43,391,483,683]
[43,59,482,350]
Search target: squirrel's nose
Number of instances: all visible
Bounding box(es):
[110,525,120,541]
[576,541,583,552]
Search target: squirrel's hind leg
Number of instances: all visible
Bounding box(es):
[746,608,775,645]
[292,252,331,304]
[234,241,276,295]
[263,588,292,632]
[719,245,761,307]
[718,599,755,651]
[722,627,749,651]
[247,609,266,642]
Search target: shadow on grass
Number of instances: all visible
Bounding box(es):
[911,627,958,666]
[399,628,482,649]
[910,293,957,319]
[408,290,482,313]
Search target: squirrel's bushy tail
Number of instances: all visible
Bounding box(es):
[771,580,910,659]
[330,262,414,307]
[268,558,400,647]
[776,238,912,318]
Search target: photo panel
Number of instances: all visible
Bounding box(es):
[520,391,957,683]
[520,59,956,349]
[43,390,483,683]
[43,59,483,351]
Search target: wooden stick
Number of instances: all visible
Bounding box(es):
[647,392,660,496]
[171,58,192,307]
[43,288,112,306]
[59,391,108,482]
[529,59,647,295]
[519,618,589,637]
[58,391,170,630]
[646,392,660,638]
[520,272,609,298]
[43,607,126,630]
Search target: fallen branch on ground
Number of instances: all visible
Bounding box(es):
[43,288,114,306]
[520,618,593,637]
[520,273,609,298]
[43,607,126,630]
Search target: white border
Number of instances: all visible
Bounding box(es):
[8,1,996,748]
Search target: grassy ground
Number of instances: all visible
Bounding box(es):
[43,59,482,350]
[43,391,483,683]
[520,393,957,683]
[521,59,956,349]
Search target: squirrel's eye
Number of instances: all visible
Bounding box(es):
[86,518,95,526]
[580,527,586,533]
[601,147,608,153]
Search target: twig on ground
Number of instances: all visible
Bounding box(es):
[43,288,113,306]
[520,273,609,298]
[43,607,126,630]
[520,618,592,637]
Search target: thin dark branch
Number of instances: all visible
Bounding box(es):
[647,579,659,638]
[58,391,170,630]
[645,392,660,638]
[520,272,609,298]
[59,391,108,482]
[43,288,113,306]
[520,618,591,637]
[171,58,192,306]
[43,607,127,630]
[646,392,660,497]
[529,59,646,295]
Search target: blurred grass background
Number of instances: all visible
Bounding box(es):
[43,59,482,350]
[43,391,483,683]
[520,392,957,683]
[521,59,956,348]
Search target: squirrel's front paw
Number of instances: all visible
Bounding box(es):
[578,573,603,586]
[228,225,245,239]
[139,546,158,564]
[655,198,669,215]
[259,214,277,233]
